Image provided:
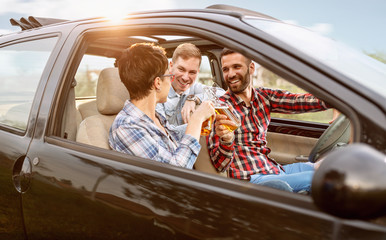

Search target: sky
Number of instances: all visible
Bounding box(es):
[0,0,385,54]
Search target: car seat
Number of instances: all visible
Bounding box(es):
[76,67,128,149]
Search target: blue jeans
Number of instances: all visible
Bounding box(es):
[250,162,315,192]
[258,180,293,192]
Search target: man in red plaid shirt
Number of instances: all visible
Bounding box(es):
[207,49,330,193]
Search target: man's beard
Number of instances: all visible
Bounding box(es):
[228,69,250,94]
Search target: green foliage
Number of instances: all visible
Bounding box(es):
[365,51,386,64]
[75,69,98,97]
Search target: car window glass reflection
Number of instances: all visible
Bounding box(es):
[0,37,58,130]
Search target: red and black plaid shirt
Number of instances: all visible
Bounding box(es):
[207,87,329,180]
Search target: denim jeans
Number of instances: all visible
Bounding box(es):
[258,180,293,192]
[250,162,315,192]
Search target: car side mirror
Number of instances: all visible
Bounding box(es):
[311,144,386,219]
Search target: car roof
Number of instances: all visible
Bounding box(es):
[7,4,279,33]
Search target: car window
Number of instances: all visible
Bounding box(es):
[0,37,58,130]
[252,64,334,123]
[197,56,214,86]
[75,54,115,98]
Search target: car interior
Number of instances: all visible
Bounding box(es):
[58,32,352,180]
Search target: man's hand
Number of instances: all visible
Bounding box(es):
[214,114,235,143]
[329,109,341,124]
[182,100,197,124]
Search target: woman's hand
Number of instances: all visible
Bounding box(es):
[190,101,215,123]
[185,101,215,139]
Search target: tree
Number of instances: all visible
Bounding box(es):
[365,51,386,64]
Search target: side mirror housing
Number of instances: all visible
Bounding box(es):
[312,144,386,219]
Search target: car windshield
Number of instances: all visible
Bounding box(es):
[244,18,386,98]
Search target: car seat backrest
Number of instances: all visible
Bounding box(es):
[76,67,129,149]
[194,136,228,177]
[96,67,129,115]
[77,100,98,120]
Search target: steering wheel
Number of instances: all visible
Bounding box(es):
[308,114,351,163]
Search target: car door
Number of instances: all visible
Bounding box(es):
[18,15,385,239]
[0,34,60,239]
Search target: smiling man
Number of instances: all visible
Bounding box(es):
[207,48,331,193]
[156,43,225,126]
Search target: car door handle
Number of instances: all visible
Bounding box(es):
[12,156,33,193]
[295,155,309,162]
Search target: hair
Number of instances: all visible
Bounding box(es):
[118,43,168,100]
[172,43,202,65]
[220,48,252,65]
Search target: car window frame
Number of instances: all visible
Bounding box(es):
[44,23,255,187]
[46,18,360,176]
[0,33,61,136]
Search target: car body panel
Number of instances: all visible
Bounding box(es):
[0,131,29,239]
[0,30,67,239]
[23,137,386,239]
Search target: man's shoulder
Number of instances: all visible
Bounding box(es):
[219,91,233,102]
[188,82,205,93]
[219,91,231,98]
[254,87,276,97]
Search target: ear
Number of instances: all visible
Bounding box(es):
[154,76,162,90]
[169,61,173,69]
[249,61,255,75]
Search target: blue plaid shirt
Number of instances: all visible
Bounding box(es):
[109,100,201,169]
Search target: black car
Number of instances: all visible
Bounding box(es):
[1,4,385,240]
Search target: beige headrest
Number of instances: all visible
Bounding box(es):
[96,67,130,115]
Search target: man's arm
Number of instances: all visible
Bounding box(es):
[264,88,329,113]
[181,98,199,124]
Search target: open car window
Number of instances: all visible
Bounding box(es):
[75,54,115,98]
[252,64,334,124]
[57,28,351,183]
